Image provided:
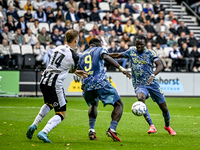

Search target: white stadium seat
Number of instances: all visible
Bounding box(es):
[21,45,33,55]
[50,22,56,33]
[53,11,58,16]
[164,47,172,57]
[85,23,94,31]
[133,3,143,12]
[31,11,36,17]
[73,23,79,30]
[11,45,21,54]
[99,2,110,12]
[188,47,193,53]
[121,24,125,32]
[99,12,106,21]
[121,3,126,10]
[26,22,34,28]
[20,1,27,9]
[132,14,140,20]
[39,23,50,32]
[17,10,26,17]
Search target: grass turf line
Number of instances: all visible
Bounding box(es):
[0,97,199,150]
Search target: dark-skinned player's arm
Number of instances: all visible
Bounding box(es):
[148,60,163,85]
[102,53,132,79]
[108,53,123,58]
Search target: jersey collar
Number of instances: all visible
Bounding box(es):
[65,44,73,51]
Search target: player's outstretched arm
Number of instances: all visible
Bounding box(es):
[102,53,131,79]
[109,53,122,58]
[148,60,163,85]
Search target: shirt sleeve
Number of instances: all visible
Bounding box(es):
[150,50,159,62]
[100,48,108,59]
[70,49,79,69]
[121,49,131,58]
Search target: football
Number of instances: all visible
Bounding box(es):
[131,101,147,116]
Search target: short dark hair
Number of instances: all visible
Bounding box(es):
[135,35,147,43]
[89,38,102,47]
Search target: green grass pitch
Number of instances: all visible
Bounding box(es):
[0,97,199,150]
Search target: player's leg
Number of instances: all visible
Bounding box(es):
[149,83,176,135]
[83,90,98,140]
[26,104,53,139]
[37,109,66,143]
[136,88,156,134]
[158,102,176,135]
[26,84,53,139]
[37,87,67,143]
[99,84,123,141]
[88,101,98,140]
[106,99,123,142]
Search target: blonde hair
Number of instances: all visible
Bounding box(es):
[65,29,79,43]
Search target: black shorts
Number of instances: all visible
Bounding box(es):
[40,84,67,112]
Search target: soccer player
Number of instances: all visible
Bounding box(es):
[76,38,131,142]
[26,29,88,143]
[109,35,176,135]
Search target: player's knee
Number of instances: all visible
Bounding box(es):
[56,112,66,120]
[46,104,53,110]
[137,93,146,102]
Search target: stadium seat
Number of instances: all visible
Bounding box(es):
[165,21,172,29]
[11,44,23,66]
[154,14,158,19]
[53,11,58,16]
[121,24,125,32]
[164,47,172,57]
[76,1,80,8]
[188,47,193,53]
[73,23,79,30]
[85,23,94,31]
[152,36,157,41]
[21,45,35,67]
[61,22,65,28]
[20,1,27,9]
[11,45,21,54]
[99,2,110,12]
[17,10,26,17]
[133,3,143,12]
[99,12,106,21]
[130,35,135,42]
[26,22,34,29]
[132,14,140,20]
[21,45,33,55]
[64,12,68,21]
[39,23,50,32]
[121,3,126,10]
[109,23,114,28]
[50,22,56,33]
[31,11,36,17]
[23,54,36,67]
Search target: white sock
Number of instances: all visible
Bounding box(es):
[89,129,95,132]
[42,115,62,134]
[110,128,116,132]
[33,104,51,126]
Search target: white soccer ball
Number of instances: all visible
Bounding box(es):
[131,101,147,116]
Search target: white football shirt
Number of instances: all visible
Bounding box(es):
[40,44,76,87]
